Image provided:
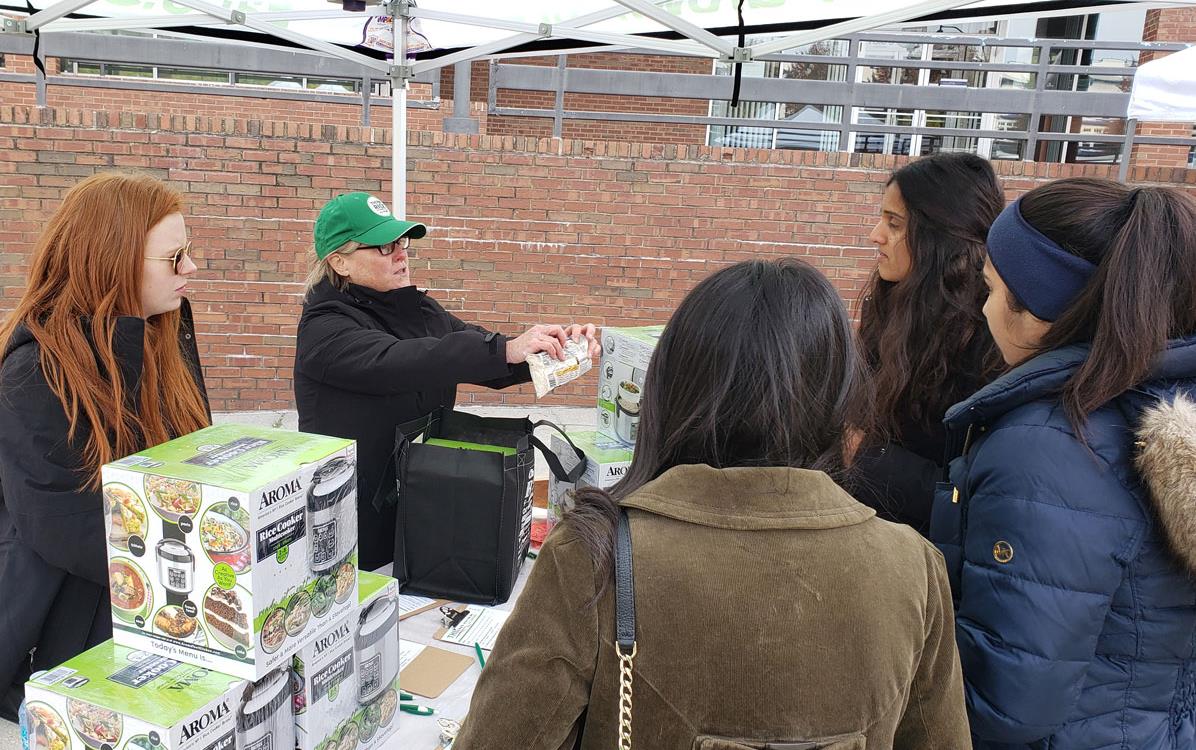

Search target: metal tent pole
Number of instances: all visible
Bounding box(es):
[393,1,408,219]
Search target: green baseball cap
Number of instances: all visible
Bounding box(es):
[314,192,427,260]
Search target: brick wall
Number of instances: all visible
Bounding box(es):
[2,104,1194,412]
[1134,8,1196,168]
[442,53,712,144]
[0,56,479,130]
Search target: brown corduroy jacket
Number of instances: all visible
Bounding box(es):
[454,464,971,750]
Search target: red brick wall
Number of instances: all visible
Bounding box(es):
[1134,8,1196,168]
[476,53,712,144]
[1,105,1193,412]
[0,58,477,130]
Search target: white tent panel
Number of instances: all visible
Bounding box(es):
[1127,44,1196,121]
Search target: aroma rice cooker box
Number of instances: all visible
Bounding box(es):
[547,431,634,533]
[293,571,401,750]
[24,640,247,750]
[101,424,359,681]
[595,325,663,446]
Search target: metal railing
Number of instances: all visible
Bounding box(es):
[487,32,1196,164]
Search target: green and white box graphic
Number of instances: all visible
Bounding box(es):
[24,640,247,750]
[293,570,401,750]
[101,424,360,681]
[548,431,634,533]
[595,325,663,446]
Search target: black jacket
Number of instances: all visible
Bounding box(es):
[0,300,208,719]
[294,280,530,571]
[850,415,945,535]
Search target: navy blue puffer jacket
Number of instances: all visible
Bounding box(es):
[931,335,1196,749]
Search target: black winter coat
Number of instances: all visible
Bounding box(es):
[850,415,945,535]
[0,300,209,719]
[294,280,531,571]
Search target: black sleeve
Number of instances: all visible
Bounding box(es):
[0,352,109,586]
[443,310,533,389]
[849,442,941,535]
[295,308,517,396]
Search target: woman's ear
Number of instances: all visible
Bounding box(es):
[327,253,350,278]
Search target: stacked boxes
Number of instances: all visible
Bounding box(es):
[595,325,663,446]
[29,424,405,750]
[99,425,359,680]
[293,571,402,750]
[547,432,634,534]
[23,641,249,750]
[548,325,661,536]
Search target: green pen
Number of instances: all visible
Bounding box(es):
[474,642,486,669]
[400,691,416,701]
[400,703,435,716]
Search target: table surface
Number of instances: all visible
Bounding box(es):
[380,556,535,750]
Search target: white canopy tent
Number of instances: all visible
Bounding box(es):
[3,0,1194,212]
[1119,44,1196,180]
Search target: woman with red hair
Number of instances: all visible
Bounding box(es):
[0,172,211,718]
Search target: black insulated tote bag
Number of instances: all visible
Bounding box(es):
[391,407,585,604]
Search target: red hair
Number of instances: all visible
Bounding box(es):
[0,172,210,487]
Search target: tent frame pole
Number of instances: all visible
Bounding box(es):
[393,0,408,219]
[409,0,677,76]
[1119,117,1137,183]
[750,0,979,57]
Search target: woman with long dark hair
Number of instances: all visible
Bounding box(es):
[931,178,1196,748]
[853,153,1005,534]
[0,172,211,718]
[454,259,970,749]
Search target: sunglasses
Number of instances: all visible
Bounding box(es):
[360,235,412,256]
[144,241,194,273]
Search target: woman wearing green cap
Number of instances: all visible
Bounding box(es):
[295,192,599,570]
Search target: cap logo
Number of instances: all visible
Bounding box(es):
[366,197,390,217]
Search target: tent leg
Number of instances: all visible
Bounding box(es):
[34,39,46,107]
[392,6,408,219]
[1118,118,1137,184]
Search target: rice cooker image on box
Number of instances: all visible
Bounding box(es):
[307,456,357,575]
[355,594,399,704]
[155,538,195,596]
[237,666,295,750]
[615,376,643,444]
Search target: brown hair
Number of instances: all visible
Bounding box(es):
[0,172,210,487]
[859,153,1006,444]
[1011,177,1196,428]
[570,259,872,599]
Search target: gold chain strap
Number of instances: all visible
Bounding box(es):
[617,642,637,750]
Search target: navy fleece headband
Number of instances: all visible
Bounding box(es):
[987,199,1096,322]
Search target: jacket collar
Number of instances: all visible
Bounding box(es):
[620,464,875,531]
[945,334,1196,428]
[307,277,424,308]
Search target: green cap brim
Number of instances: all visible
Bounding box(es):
[353,219,427,248]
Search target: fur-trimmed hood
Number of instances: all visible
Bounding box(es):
[1135,393,1196,574]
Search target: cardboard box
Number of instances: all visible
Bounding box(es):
[24,640,248,750]
[548,431,634,533]
[101,425,359,680]
[293,571,401,750]
[595,325,663,446]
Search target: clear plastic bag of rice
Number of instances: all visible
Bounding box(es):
[527,338,592,398]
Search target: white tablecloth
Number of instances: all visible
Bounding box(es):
[378,558,535,749]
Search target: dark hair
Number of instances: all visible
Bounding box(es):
[569,259,871,596]
[858,153,1005,442]
[1008,178,1196,427]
